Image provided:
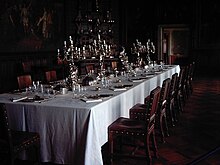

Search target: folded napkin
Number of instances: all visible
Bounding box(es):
[11,96,28,102]
[11,95,50,103]
[109,87,127,91]
[20,97,49,103]
[145,75,154,78]
[81,98,102,103]
[155,71,163,74]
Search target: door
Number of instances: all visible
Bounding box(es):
[158,24,190,65]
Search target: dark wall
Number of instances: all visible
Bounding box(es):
[0,0,220,92]
[118,0,220,77]
[0,52,59,93]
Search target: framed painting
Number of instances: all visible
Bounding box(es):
[0,0,65,52]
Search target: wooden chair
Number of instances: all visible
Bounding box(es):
[45,70,57,83]
[22,61,33,73]
[167,73,178,127]
[108,86,161,165]
[0,103,41,165]
[175,66,187,112]
[130,78,171,143]
[111,61,118,70]
[17,75,32,90]
[156,78,171,143]
[86,64,95,74]
[186,61,195,97]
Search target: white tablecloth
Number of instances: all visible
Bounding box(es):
[0,65,180,165]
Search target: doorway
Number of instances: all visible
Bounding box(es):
[158,24,190,64]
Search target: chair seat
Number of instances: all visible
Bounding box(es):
[11,131,40,153]
[0,131,40,154]
[0,103,41,165]
[109,117,146,132]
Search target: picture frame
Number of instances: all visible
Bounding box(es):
[0,0,65,53]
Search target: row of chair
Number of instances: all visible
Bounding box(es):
[107,62,196,165]
[80,61,118,75]
[17,70,57,90]
[18,61,119,90]
[165,61,195,128]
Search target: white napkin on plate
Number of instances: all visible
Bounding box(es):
[11,96,28,102]
[81,98,102,103]
[109,87,127,91]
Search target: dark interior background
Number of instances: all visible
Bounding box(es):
[0,0,219,93]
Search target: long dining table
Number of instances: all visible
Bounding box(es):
[0,65,180,165]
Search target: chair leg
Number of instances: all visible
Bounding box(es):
[159,114,165,143]
[172,99,179,124]
[180,89,186,108]
[35,142,41,165]
[182,85,188,103]
[168,101,175,127]
[108,133,114,165]
[186,80,192,98]
[177,92,183,112]
[151,131,159,159]
[145,134,152,165]
[163,113,170,137]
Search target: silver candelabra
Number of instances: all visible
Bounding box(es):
[57,36,79,87]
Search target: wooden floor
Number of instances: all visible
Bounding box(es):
[101,75,220,165]
[8,75,220,165]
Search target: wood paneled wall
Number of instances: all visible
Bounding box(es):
[0,52,58,93]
